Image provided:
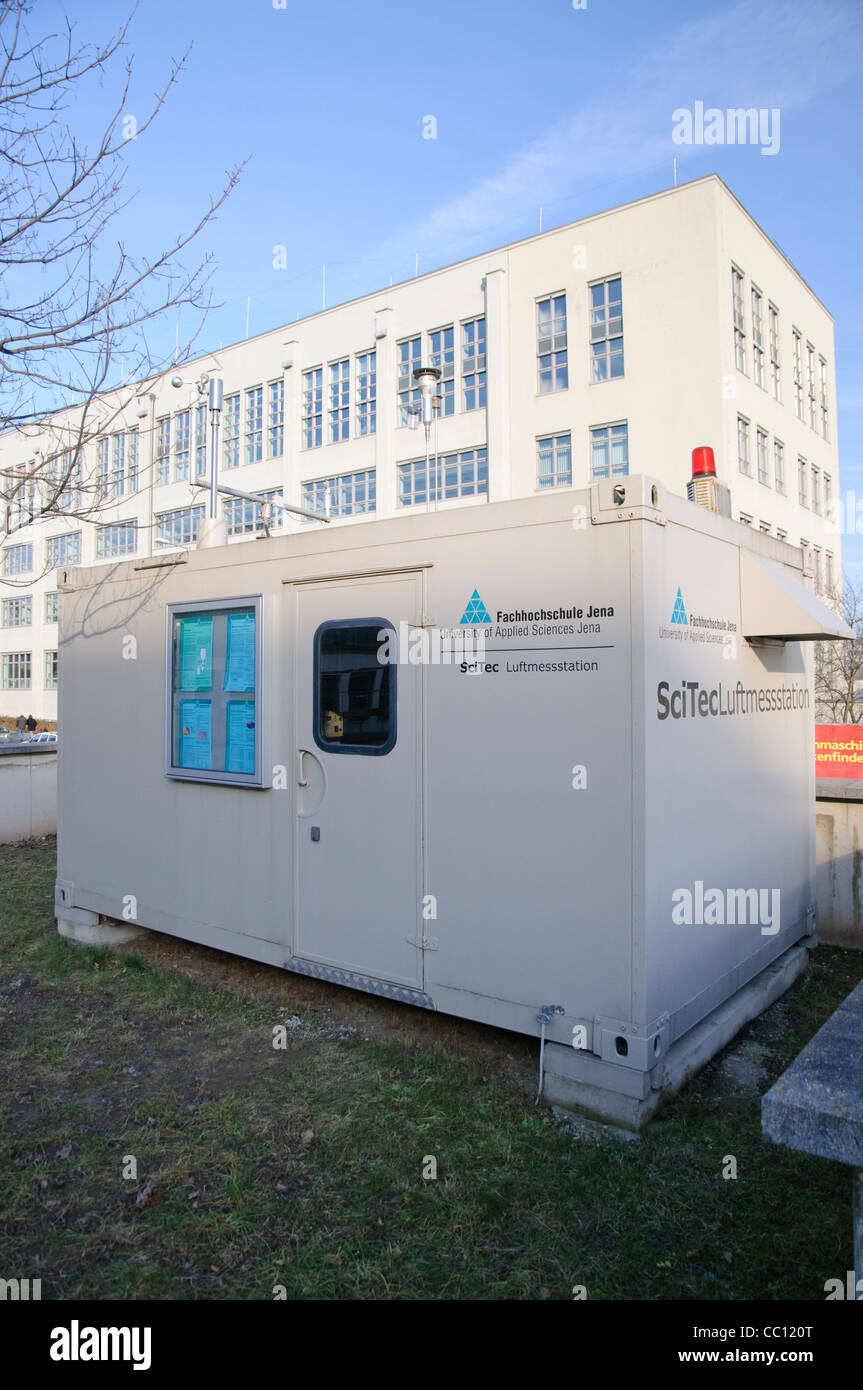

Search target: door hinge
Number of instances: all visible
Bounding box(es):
[406,934,439,951]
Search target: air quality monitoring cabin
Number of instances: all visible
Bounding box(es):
[54,465,849,1127]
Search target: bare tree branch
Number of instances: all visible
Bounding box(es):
[0,0,244,565]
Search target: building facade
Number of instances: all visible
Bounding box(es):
[0,174,841,719]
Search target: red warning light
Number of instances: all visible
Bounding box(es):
[691,446,716,478]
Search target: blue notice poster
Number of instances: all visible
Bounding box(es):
[178,615,213,691]
[223,611,256,692]
[225,700,255,774]
[178,698,212,769]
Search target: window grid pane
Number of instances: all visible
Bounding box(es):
[591,423,629,480]
[302,470,376,519]
[462,318,487,411]
[268,380,284,457]
[303,368,323,448]
[156,505,206,547]
[223,394,241,469]
[589,277,624,382]
[398,449,488,507]
[245,386,263,463]
[356,351,377,436]
[397,337,422,425]
[537,295,568,394]
[1,652,31,689]
[328,360,350,443]
[537,433,572,489]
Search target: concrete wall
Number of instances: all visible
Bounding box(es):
[0,749,57,842]
[815,782,863,949]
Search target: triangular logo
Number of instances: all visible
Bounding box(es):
[459,588,491,624]
[671,587,688,625]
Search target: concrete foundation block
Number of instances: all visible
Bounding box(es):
[545,941,810,1131]
[56,913,144,946]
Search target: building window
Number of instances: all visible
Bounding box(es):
[768,303,781,400]
[356,351,376,437]
[44,650,58,690]
[167,598,261,785]
[461,317,486,412]
[303,368,323,448]
[756,428,769,484]
[96,437,109,495]
[2,542,33,576]
[399,449,488,507]
[818,356,829,440]
[798,457,808,507]
[811,465,820,515]
[5,460,37,529]
[590,276,624,382]
[776,528,788,542]
[773,439,785,494]
[224,488,284,536]
[45,591,58,624]
[397,336,422,425]
[52,450,82,512]
[195,405,207,477]
[175,409,191,481]
[737,416,751,477]
[824,473,832,508]
[223,393,240,469]
[826,552,834,592]
[806,343,817,430]
[315,620,395,756]
[328,359,350,443]
[429,326,455,415]
[5,460,37,528]
[245,386,263,463]
[739,513,753,526]
[303,469,376,519]
[759,521,772,535]
[1,652,30,690]
[812,547,823,592]
[537,433,572,489]
[156,417,171,486]
[96,521,138,559]
[792,330,804,420]
[156,505,206,548]
[268,380,284,457]
[751,287,765,389]
[129,428,139,494]
[537,294,568,394]
[46,532,81,567]
[732,266,746,372]
[591,422,629,479]
[1,596,31,627]
[110,433,125,498]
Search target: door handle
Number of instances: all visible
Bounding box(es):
[297,749,309,788]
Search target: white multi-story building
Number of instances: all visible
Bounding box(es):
[0,173,841,719]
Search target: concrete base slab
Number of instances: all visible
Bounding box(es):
[57,915,144,946]
[544,941,811,1131]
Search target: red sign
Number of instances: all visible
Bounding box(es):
[815,725,863,778]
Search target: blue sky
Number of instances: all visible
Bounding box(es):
[39,0,863,571]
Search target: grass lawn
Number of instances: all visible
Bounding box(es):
[1,837,860,1301]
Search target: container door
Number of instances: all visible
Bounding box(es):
[293,573,423,987]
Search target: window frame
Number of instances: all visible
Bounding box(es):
[536,293,568,395]
[589,275,624,383]
[312,618,397,758]
[165,595,264,787]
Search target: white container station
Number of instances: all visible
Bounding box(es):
[55,460,850,1127]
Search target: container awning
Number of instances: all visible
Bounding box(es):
[740,551,852,642]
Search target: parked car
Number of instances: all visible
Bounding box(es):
[28,731,57,743]
[0,726,9,741]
